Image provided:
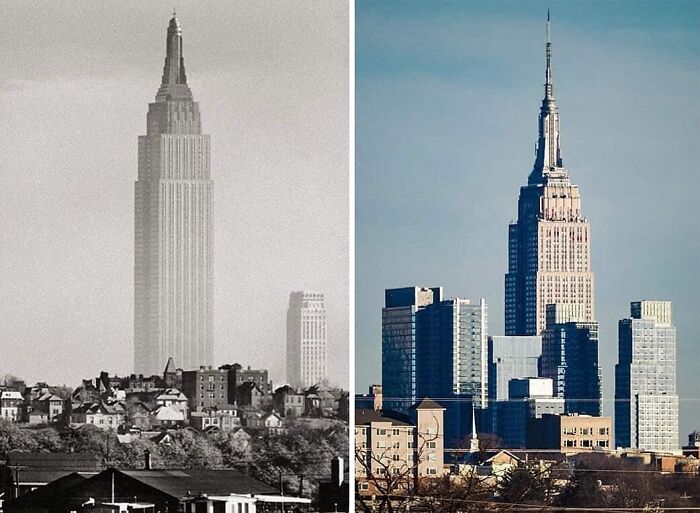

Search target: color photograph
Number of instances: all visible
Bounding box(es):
[355,1,700,510]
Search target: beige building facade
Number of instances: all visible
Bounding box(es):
[355,398,446,495]
[505,16,594,336]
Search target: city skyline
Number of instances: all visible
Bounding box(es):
[356,1,700,438]
[0,2,349,388]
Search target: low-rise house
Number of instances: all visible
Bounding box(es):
[247,412,284,434]
[237,382,267,409]
[1,391,24,423]
[3,467,312,512]
[273,385,305,417]
[0,451,102,498]
[154,388,188,416]
[127,402,152,431]
[151,405,185,428]
[69,401,125,431]
[189,407,240,432]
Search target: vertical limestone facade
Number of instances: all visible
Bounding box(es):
[134,15,213,375]
[287,291,327,388]
[505,15,594,336]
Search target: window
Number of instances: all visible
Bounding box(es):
[377,429,386,435]
[427,441,436,449]
[426,468,437,475]
[359,482,370,491]
[377,441,386,449]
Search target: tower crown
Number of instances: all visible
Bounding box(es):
[529,11,566,185]
[156,14,193,102]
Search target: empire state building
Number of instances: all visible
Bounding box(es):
[134,14,213,375]
[505,15,594,336]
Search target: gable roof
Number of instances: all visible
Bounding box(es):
[4,472,88,507]
[413,398,445,411]
[7,451,102,471]
[121,468,277,498]
[355,408,412,427]
[485,449,524,465]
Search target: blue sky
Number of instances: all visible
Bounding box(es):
[356,0,700,440]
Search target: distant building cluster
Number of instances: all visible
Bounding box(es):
[356,15,683,491]
[0,357,346,440]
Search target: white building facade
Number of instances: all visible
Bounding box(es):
[134,15,213,375]
[287,291,327,388]
[615,300,679,452]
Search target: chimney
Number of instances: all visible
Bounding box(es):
[144,449,152,470]
[331,457,344,486]
[372,385,383,411]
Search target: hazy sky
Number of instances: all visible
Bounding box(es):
[0,1,348,388]
[356,1,700,438]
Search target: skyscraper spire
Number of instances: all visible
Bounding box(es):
[545,9,553,99]
[529,10,564,184]
[156,12,192,102]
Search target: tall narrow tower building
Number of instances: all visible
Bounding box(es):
[287,291,328,388]
[505,14,594,336]
[134,15,213,375]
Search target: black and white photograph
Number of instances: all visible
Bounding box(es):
[0,2,349,511]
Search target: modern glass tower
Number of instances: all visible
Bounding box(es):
[505,14,594,336]
[381,287,442,412]
[540,303,602,416]
[615,301,678,452]
[415,297,488,446]
[287,291,328,389]
[134,15,213,376]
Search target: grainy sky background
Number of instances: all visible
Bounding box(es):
[356,0,700,440]
[0,1,349,388]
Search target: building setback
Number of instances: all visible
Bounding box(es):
[505,15,594,336]
[287,291,328,389]
[134,14,213,375]
[615,300,679,452]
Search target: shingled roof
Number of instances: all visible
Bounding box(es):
[355,408,412,426]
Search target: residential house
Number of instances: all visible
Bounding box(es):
[69,401,125,430]
[189,407,240,432]
[273,385,305,417]
[1,391,24,423]
[247,412,284,434]
[237,382,267,409]
[154,388,188,417]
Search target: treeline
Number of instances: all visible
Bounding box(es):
[0,419,348,497]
